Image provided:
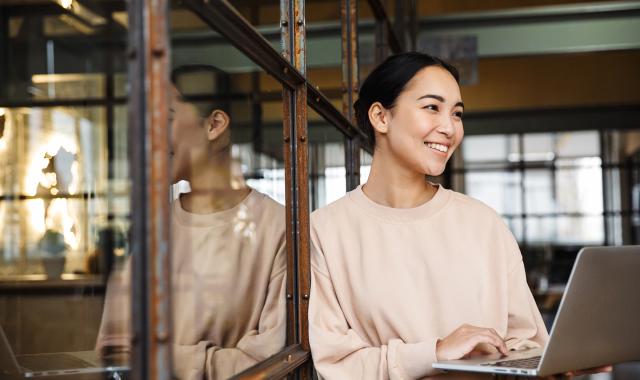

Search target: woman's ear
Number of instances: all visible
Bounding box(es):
[368,102,390,135]
[205,110,230,141]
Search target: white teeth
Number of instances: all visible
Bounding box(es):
[424,142,449,153]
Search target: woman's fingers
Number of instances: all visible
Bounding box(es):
[477,329,508,355]
[437,324,508,361]
[471,331,507,356]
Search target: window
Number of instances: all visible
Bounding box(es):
[455,130,607,246]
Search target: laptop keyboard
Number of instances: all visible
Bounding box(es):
[486,356,541,369]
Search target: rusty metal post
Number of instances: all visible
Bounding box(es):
[374,12,387,64]
[342,0,361,190]
[394,0,407,51]
[128,0,173,379]
[369,0,403,59]
[281,0,312,377]
[409,0,418,51]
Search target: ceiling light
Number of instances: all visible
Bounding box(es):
[59,0,73,10]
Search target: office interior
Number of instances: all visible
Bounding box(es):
[0,0,639,379]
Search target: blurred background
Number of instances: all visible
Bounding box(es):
[0,0,638,379]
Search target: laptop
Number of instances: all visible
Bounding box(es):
[433,245,640,377]
[0,325,128,378]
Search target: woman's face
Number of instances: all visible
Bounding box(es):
[169,85,208,182]
[382,66,464,177]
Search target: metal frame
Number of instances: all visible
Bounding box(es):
[342,0,361,191]
[0,0,413,377]
[0,0,402,378]
[129,0,173,379]
[368,0,403,55]
[280,0,312,371]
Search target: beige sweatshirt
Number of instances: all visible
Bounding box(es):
[96,189,286,380]
[309,184,549,380]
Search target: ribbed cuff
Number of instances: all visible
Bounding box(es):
[173,342,212,380]
[395,338,441,379]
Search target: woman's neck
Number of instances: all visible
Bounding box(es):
[179,151,251,214]
[363,150,437,209]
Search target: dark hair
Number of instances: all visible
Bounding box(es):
[353,52,459,145]
[171,65,230,116]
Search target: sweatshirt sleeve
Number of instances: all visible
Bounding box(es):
[96,244,287,380]
[95,260,132,358]
[176,242,287,380]
[501,223,550,351]
[309,221,440,380]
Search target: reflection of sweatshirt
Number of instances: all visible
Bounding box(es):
[96,189,286,380]
[309,184,549,380]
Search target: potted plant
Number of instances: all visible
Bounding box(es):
[39,229,67,278]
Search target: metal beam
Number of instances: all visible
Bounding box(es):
[228,344,310,380]
[181,0,305,89]
[129,0,173,379]
[281,0,313,378]
[180,0,365,143]
[367,0,403,53]
[342,0,362,190]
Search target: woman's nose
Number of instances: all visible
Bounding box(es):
[436,115,455,137]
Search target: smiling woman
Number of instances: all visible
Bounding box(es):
[308,52,549,380]
[354,53,464,196]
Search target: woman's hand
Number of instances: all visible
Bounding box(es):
[436,324,508,361]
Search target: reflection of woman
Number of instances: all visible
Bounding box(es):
[309,53,548,380]
[96,83,286,380]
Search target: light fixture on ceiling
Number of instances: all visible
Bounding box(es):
[59,0,73,10]
[52,0,106,27]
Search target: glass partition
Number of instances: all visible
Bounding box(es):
[0,0,130,376]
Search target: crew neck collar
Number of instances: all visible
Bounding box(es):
[173,188,260,227]
[348,183,451,223]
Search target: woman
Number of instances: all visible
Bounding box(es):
[308,52,548,379]
[96,79,286,380]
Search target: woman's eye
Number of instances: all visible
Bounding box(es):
[423,105,438,111]
[453,111,464,120]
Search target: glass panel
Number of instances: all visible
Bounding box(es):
[2,10,126,102]
[526,216,604,245]
[606,215,624,246]
[305,1,342,106]
[0,2,130,376]
[603,168,624,213]
[309,108,347,211]
[464,171,522,215]
[556,216,605,245]
[161,6,288,378]
[462,134,519,163]
[507,217,524,242]
[555,130,599,158]
[526,216,557,244]
[524,169,554,215]
[555,165,603,215]
[523,133,554,162]
[603,129,640,165]
[359,1,377,80]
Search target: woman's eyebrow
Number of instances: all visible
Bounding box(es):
[417,94,465,109]
[417,94,444,102]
